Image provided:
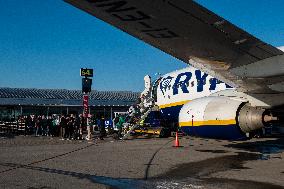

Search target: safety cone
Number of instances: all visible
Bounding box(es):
[173,131,182,147]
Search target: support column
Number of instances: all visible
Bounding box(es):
[20,106,23,116]
[47,106,50,117]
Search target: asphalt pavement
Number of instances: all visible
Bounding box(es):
[0,134,284,189]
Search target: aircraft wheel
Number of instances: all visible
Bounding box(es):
[159,128,170,138]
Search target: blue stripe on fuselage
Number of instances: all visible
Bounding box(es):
[181,125,247,140]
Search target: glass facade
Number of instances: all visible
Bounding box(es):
[0,105,130,121]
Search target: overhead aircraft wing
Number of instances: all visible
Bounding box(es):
[65,0,284,107]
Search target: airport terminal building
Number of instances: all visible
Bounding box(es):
[0,88,140,120]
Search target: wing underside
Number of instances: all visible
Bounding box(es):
[65,0,284,107]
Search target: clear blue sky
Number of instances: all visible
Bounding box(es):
[0,0,283,92]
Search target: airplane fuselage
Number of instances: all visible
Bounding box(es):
[150,67,250,140]
[155,67,233,121]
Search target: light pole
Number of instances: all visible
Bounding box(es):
[80,68,93,140]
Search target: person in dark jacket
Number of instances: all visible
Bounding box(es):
[24,115,32,135]
[41,115,48,136]
[68,116,74,140]
[35,115,41,136]
[99,117,106,140]
[60,114,67,140]
[74,114,80,140]
[47,116,53,136]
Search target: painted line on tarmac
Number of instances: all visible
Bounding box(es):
[144,139,174,180]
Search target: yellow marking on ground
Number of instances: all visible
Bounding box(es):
[159,100,191,109]
[134,129,161,135]
[179,119,236,127]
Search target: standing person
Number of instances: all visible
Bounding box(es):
[116,115,125,139]
[41,115,47,136]
[28,115,34,135]
[60,114,67,140]
[99,117,106,140]
[105,118,113,134]
[51,115,57,137]
[67,116,74,140]
[113,116,119,129]
[90,115,96,133]
[30,115,35,135]
[65,117,70,139]
[73,114,80,140]
[55,115,60,136]
[96,117,101,132]
[47,116,52,136]
[24,115,31,135]
[35,115,41,136]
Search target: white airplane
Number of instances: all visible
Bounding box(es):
[65,0,284,140]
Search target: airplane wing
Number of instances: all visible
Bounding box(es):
[65,0,284,107]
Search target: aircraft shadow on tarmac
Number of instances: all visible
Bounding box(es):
[0,162,153,189]
[149,150,284,189]
[225,137,284,160]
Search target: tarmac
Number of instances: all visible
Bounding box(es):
[0,133,284,189]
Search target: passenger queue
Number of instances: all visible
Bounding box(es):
[1,113,130,140]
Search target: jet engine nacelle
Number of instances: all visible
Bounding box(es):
[179,96,266,140]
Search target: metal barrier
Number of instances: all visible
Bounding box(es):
[0,121,26,134]
[0,122,7,133]
[18,121,26,134]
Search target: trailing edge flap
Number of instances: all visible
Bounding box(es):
[65,0,284,106]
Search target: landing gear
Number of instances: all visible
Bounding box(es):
[159,128,171,138]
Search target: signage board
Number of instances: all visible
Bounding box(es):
[80,68,93,77]
[83,95,89,117]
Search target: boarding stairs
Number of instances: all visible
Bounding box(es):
[122,106,157,139]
